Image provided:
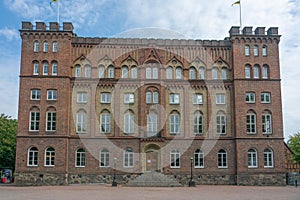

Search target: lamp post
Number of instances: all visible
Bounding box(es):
[112,157,117,187]
[188,157,195,187]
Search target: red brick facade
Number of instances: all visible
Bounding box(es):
[15,22,286,186]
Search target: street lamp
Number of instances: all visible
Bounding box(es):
[188,157,195,187]
[112,157,117,187]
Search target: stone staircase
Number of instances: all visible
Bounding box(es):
[126,171,182,187]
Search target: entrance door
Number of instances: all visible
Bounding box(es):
[146,150,158,171]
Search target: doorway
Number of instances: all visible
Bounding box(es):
[144,144,160,172]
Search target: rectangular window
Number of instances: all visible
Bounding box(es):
[47,90,57,100]
[170,151,180,168]
[124,114,134,134]
[170,94,180,104]
[53,42,58,52]
[45,149,55,167]
[246,114,256,134]
[108,67,114,78]
[246,92,255,103]
[170,115,180,134]
[124,151,134,168]
[146,68,151,79]
[262,114,272,134]
[28,149,38,166]
[100,151,110,167]
[124,93,134,104]
[101,93,111,103]
[194,115,203,135]
[218,151,227,168]
[194,151,204,168]
[75,67,81,77]
[34,42,39,52]
[43,63,48,75]
[100,114,110,134]
[46,112,56,132]
[52,63,58,76]
[216,94,226,104]
[216,115,226,134]
[193,94,203,104]
[76,151,86,167]
[261,92,271,103]
[30,112,40,131]
[77,92,87,103]
[153,68,158,79]
[76,113,87,133]
[43,42,49,52]
[30,90,40,100]
[147,114,157,133]
[254,45,259,56]
[33,63,39,75]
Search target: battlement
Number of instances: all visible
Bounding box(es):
[21,22,74,32]
[229,26,279,37]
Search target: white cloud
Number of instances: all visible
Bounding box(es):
[0,28,18,41]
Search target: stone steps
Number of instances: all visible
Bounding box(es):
[126,171,182,187]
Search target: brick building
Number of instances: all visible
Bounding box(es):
[15,21,286,186]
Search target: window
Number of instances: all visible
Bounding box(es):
[246,92,255,103]
[30,89,40,100]
[100,149,110,167]
[46,111,56,131]
[212,68,218,80]
[43,62,49,75]
[194,149,204,168]
[153,68,158,79]
[170,94,180,104]
[124,111,134,134]
[193,94,203,104]
[146,92,152,104]
[167,67,173,79]
[99,65,105,78]
[85,66,91,78]
[245,45,250,56]
[30,111,40,131]
[264,148,274,168]
[76,112,87,133]
[47,90,57,100]
[218,149,227,168]
[122,66,129,78]
[52,41,58,52]
[261,92,271,103]
[147,113,157,133]
[124,148,134,168]
[33,62,39,75]
[108,66,114,78]
[176,67,182,79]
[170,149,180,168]
[34,41,39,52]
[100,112,110,134]
[146,67,151,79]
[76,148,86,167]
[153,92,159,104]
[216,112,226,135]
[262,45,268,56]
[124,93,134,104]
[199,67,205,80]
[254,65,260,79]
[221,68,227,80]
[254,45,259,56]
[101,93,111,103]
[77,92,87,103]
[45,147,55,167]
[248,149,258,168]
[43,41,49,52]
[170,113,180,134]
[262,65,269,79]
[246,112,256,134]
[194,111,203,135]
[52,62,58,76]
[189,68,196,80]
[147,91,159,104]
[75,65,81,77]
[147,67,158,79]
[216,94,226,104]
[27,147,38,166]
[131,67,137,79]
[262,112,272,134]
[245,65,251,78]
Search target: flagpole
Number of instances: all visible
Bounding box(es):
[239,0,242,29]
[57,0,60,24]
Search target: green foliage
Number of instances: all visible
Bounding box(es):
[287,132,300,164]
[0,114,17,170]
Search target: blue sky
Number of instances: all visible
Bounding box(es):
[0,0,299,140]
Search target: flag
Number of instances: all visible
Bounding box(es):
[232,1,240,6]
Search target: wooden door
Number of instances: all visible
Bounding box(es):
[146,151,158,171]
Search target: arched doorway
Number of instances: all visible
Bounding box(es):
[144,144,161,172]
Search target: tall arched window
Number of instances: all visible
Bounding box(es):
[76,148,86,167]
[175,67,182,79]
[218,149,227,168]
[52,41,58,52]
[264,148,274,168]
[46,108,56,132]
[194,111,203,135]
[199,67,205,79]
[248,148,257,168]
[33,61,39,75]
[221,68,227,80]
[45,147,55,167]
[153,91,159,104]
[194,149,204,168]
[124,110,134,134]
[124,148,134,167]
[146,67,151,79]
[99,65,105,78]
[85,65,91,78]
[216,111,226,135]
[108,65,114,78]
[262,65,269,79]
[212,68,218,80]
[254,65,260,79]
[146,91,152,104]
[131,66,137,79]
[189,67,196,80]
[147,112,157,133]
[245,45,250,56]
[245,65,251,78]
[29,107,40,131]
[100,110,110,134]
[76,110,87,134]
[170,111,180,135]
[246,110,256,134]
[122,66,129,78]
[34,41,39,52]
[166,67,173,79]
[43,62,49,75]
[100,149,110,167]
[43,41,49,52]
[75,65,81,77]
[254,45,259,56]
[262,110,272,134]
[52,62,58,76]
[170,149,180,168]
[28,147,38,166]
[262,45,268,56]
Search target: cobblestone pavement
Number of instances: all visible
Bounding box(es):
[0,184,299,200]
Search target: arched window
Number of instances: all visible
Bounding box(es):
[52,62,58,76]
[124,110,134,134]
[27,147,38,166]
[146,91,152,104]
[262,65,269,79]
[262,110,272,134]
[43,41,49,52]
[99,65,105,78]
[100,110,110,134]
[46,109,56,132]
[131,66,137,79]
[189,67,196,80]
[218,149,227,168]
[100,149,110,167]
[254,45,259,56]
[108,65,114,78]
[264,148,274,168]
[147,112,157,133]
[175,67,182,79]
[245,65,251,78]
[166,67,173,79]
[29,107,40,131]
[245,45,250,56]
[43,62,49,75]
[194,111,203,135]
[153,92,159,104]
[45,147,55,167]
[170,111,180,135]
[194,149,204,168]
[34,41,39,52]
[262,45,268,56]
[122,66,129,78]
[216,111,226,135]
[52,41,58,52]
[85,65,91,78]
[33,61,39,75]
[146,67,151,79]
[170,149,180,168]
[124,148,133,167]
[76,110,87,133]
[212,68,218,80]
[75,65,81,77]
[153,67,158,79]
[246,110,256,134]
[76,148,86,167]
[199,67,205,80]
[254,65,260,79]
[221,68,227,80]
[248,149,257,168]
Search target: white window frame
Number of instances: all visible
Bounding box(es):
[246,92,255,103]
[146,67,151,79]
[43,62,49,75]
[124,112,134,134]
[261,92,271,103]
[246,113,256,134]
[100,113,110,134]
[101,93,111,104]
[29,111,40,131]
[124,148,134,168]
[262,45,268,56]
[75,66,81,77]
[146,92,152,104]
[43,41,49,52]
[193,94,203,104]
[170,94,180,104]
[108,66,114,78]
[147,113,157,133]
[33,62,39,75]
[77,92,87,103]
[166,67,173,79]
[254,45,259,56]
[245,45,250,56]
[46,111,56,132]
[99,66,105,78]
[245,66,251,79]
[76,112,87,134]
[122,67,128,78]
[199,67,205,80]
[34,41,39,52]
[254,65,260,79]
[264,149,274,168]
[194,113,203,135]
[248,149,258,168]
[221,68,227,80]
[75,149,86,167]
[153,92,159,104]
[52,41,58,53]
[170,114,180,135]
[153,67,158,79]
[216,114,226,135]
[218,149,228,168]
[131,67,137,79]
[216,94,226,105]
[170,150,180,168]
[30,89,41,100]
[262,66,268,79]
[262,114,272,134]
[85,66,91,78]
[27,147,38,166]
[45,147,55,167]
[194,149,204,168]
[47,90,57,101]
[212,68,218,80]
[100,149,110,167]
[124,93,134,104]
[190,68,196,80]
[175,68,182,79]
[52,62,58,76]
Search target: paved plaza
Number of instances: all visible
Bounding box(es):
[0,184,299,200]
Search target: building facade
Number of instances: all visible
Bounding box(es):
[15,21,286,186]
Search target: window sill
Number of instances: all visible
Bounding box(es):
[218,167,228,169]
[248,166,258,169]
[75,166,86,168]
[170,166,181,169]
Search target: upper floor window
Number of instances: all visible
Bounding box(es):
[47,90,57,100]
[175,67,182,79]
[33,62,39,75]
[46,111,56,132]
[30,111,40,131]
[199,67,205,80]
[52,41,58,52]
[194,111,203,135]
[75,65,81,77]
[248,149,258,168]
[147,113,157,133]
[30,89,40,100]
[218,149,227,168]
[246,111,256,134]
[99,65,105,78]
[146,91,159,104]
[264,148,274,168]
[261,92,271,103]
[34,41,39,52]
[193,94,203,105]
[27,147,38,166]
[101,93,111,104]
[216,94,226,105]
[245,65,251,79]
[262,65,269,79]
[170,149,180,168]
[221,68,227,80]
[194,149,204,168]
[254,65,260,79]
[131,67,138,79]
[77,92,87,103]
[43,62,49,75]
[100,149,110,167]
[85,65,91,78]
[43,41,49,52]
[262,111,272,134]
[166,67,173,79]
[108,66,114,78]
[246,92,255,103]
[254,45,259,56]
[52,62,58,76]
[146,67,158,79]
[170,112,180,135]
[212,68,218,80]
[170,93,180,104]
[100,111,110,134]
[124,148,134,168]
[76,111,87,134]
[245,45,250,56]
[124,93,134,104]
[122,66,129,78]
[76,148,86,167]
[189,67,196,80]
[216,112,226,135]
[45,147,55,167]
[124,111,134,134]
[262,45,268,56]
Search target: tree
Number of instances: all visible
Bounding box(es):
[0,114,17,170]
[287,132,300,164]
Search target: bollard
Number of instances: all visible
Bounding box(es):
[295,180,298,188]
